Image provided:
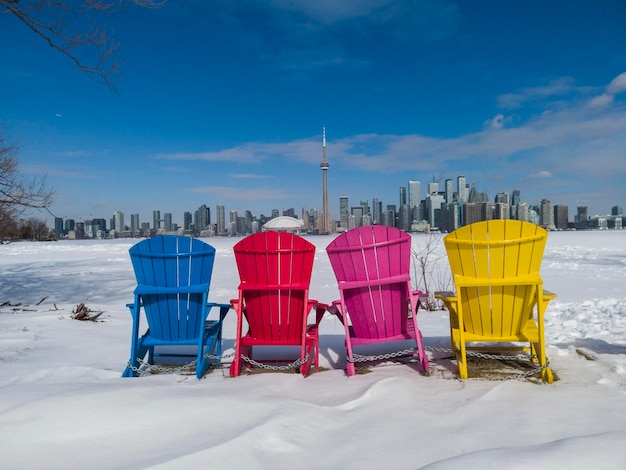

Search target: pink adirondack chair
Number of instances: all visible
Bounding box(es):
[327,226,429,376]
[229,231,328,377]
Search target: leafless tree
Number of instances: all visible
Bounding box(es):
[1,0,165,91]
[0,130,54,241]
[20,217,51,240]
[411,233,451,311]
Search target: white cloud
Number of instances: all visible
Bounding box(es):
[155,148,263,163]
[484,114,507,130]
[588,93,614,108]
[588,71,626,108]
[529,170,553,179]
[497,77,579,109]
[607,72,626,95]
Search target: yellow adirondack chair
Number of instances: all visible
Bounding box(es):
[435,220,556,383]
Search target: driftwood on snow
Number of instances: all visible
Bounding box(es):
[72,303,104,322]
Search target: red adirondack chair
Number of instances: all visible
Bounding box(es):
[327,226,429,376]
[229,231,327,377]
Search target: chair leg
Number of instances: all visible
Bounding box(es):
[300,336,318,377]
[457,343,468,380]
[346,359,356,376]
[229,342,243,377]
[123,342,149,377]
[453,328,468,379]
[413,327,429,374]
[533,340,553,384]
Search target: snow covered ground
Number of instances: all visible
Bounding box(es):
[1,231,625,469]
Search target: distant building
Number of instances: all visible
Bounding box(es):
[575,206,589,230]
[113,211,124,234]
[351,206,364,227]
[54,217,64,239]
[152,210,161,231]
[216,204,226,235]
[440,202,461,232]
[425,193,445,228]
[372,198,382,225]
[399,186,407,207]
[540,199,554,229]
[131,213,140,236]
[263,216,304,233]
[408,180,421,209]
[463,202,493,225]
[516,203,529,221]
[494,202,509,220]
[554,205,569,230]
[339,196,349,228]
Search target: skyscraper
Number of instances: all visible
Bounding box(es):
[216,204,225,235]
[457,176,468,203]
[408,180,421,208]
[152,210,161,231]
[130,213,139,236]
[575,206,588,230]
[511,189,521,219]
[540,199,554,229]
[183,212,192,232]
[339,196,349,228]
[444,179,453,204]
[351,205,364,227]
[399,186,407,207]
[372,198,382,225]
[427,182,439,196]
[554,205,569,230]
[195,204,210,234]
[320,127,330,234]
[54,217,64,239]
[113,211,124,234]
[164,213,172,232]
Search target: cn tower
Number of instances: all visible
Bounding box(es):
[320,127,330,234]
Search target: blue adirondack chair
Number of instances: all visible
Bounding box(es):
[122,235,230,378]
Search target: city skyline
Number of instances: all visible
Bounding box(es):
[52,174,624,237]
[2,2,625,223]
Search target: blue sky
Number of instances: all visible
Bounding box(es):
[1,0,625,225]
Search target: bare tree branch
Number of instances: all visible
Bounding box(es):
[1,0,165,91]
[0,128,55,220]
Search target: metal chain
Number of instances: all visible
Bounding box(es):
[348,348,418,363]
[126,358,199,376]
[240,354,309,371]
[126,351,235,376]
[126,346,548,381]
[348,345,550,382]
[126,351,307,376]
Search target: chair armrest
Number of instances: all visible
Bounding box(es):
[327,301,345,324]
[206,302,231,322]
[308,299,329,326]
[542,290,557,301]
[412,289,428,300]
[435,291,456,300]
